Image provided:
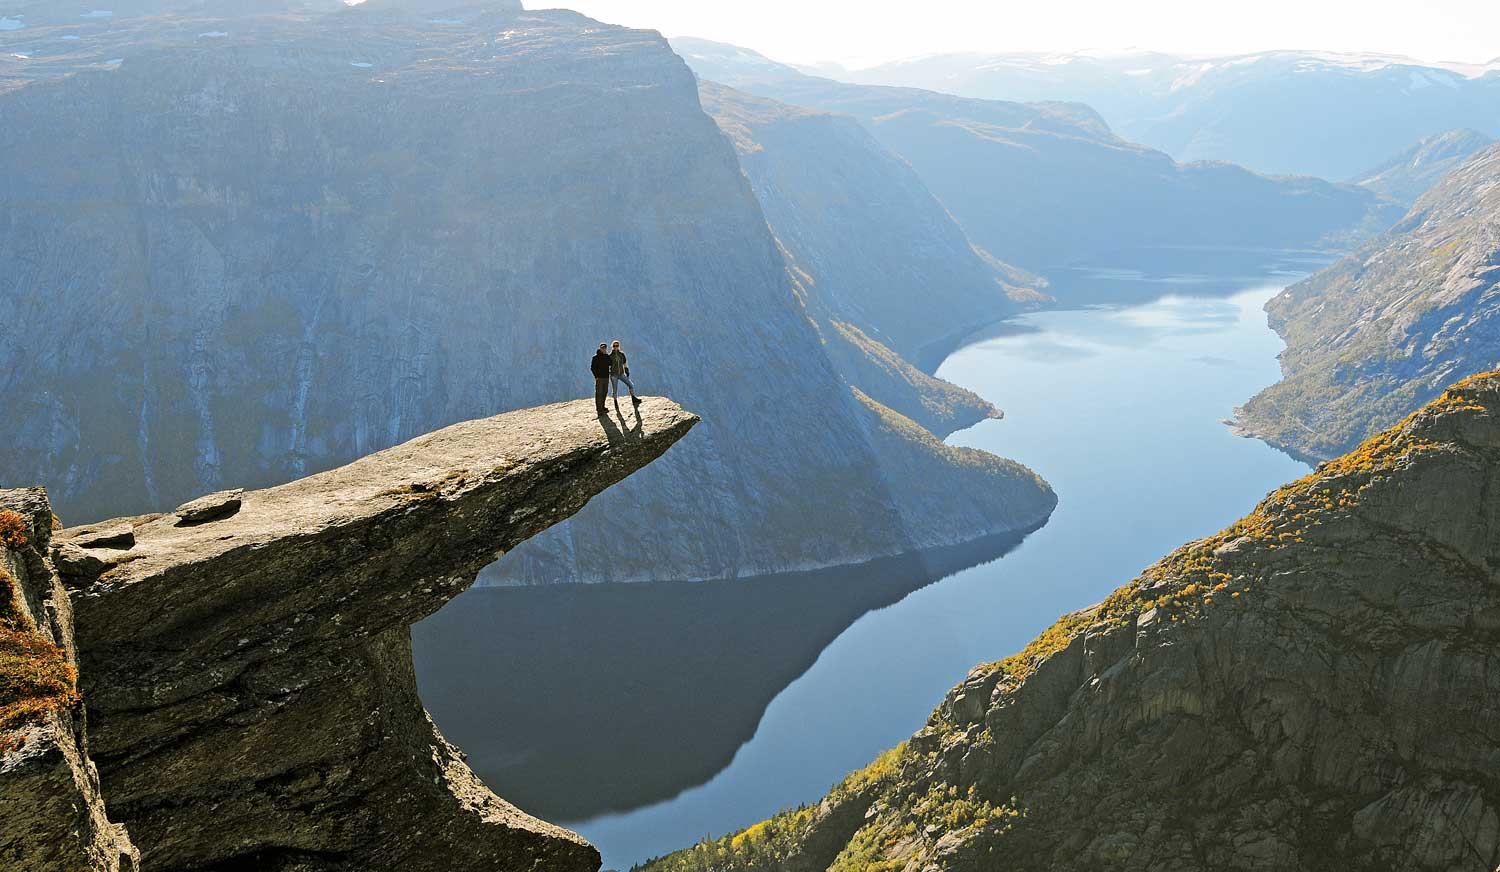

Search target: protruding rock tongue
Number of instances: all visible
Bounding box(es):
[66,397,695,872]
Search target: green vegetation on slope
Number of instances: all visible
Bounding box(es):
[633,743,908,872]
[823,320,999,437]
[1237,144,1500,460]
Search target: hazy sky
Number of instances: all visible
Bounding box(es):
[551,1,1500,68]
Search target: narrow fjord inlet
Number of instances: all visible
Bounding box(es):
[8,2,1500,869]
[414,262,1312,869]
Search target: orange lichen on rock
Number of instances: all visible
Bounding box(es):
[0,510,28,548]
[1,560,79,754]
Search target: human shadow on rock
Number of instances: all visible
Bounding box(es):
[595,401,645,445]
[411,530,1033,822]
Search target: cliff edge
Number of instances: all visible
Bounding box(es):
[3,397,697,872]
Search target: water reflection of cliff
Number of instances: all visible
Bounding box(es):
[412,531,1031,822]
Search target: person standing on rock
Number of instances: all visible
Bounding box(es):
[609,339,642,406]
[591,343,612,416]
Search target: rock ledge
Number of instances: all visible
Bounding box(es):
[13,397,695,872]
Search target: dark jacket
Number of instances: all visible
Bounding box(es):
[590,351,612,379]
[609,349,629,377]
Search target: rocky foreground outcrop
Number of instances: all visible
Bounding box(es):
[1,491,139,872]
[1237,144,1500,461]
[643,373,1500,872]
[4,397,696,871]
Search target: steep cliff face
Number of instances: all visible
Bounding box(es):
[699,82,1042,363]
[644,372,1500,872]
[1353,128,1495,204]
[0,490,138,872]
[1237,145,1500,461]
[8,398,697,872]
[0,5,1055,585]
[675,39,1403,278]
[699,81,1035,435]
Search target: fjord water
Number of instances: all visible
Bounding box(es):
[415,274,1311,870]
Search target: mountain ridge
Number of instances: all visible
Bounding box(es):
[1352,128,1495,203]
[836,48,1500,179]
[698,80,1039,434]
[674,38,1401,279]
[1236,142,1500,460]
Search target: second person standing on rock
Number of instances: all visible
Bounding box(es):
[609,340,642,406]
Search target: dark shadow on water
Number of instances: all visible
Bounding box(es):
[411,530,1032,822]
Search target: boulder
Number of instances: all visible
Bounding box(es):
[171,489,243,525]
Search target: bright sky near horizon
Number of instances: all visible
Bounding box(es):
[548,0,1500,68]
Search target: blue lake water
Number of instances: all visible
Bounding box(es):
[414,278,1311,870]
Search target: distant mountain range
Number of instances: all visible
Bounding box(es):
[675,38,1402,280]
[831,49,1500,180]
[0,0,349,23]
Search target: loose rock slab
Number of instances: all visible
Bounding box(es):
[171,489,243,525]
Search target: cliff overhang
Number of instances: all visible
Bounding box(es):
[3,397,697,872]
